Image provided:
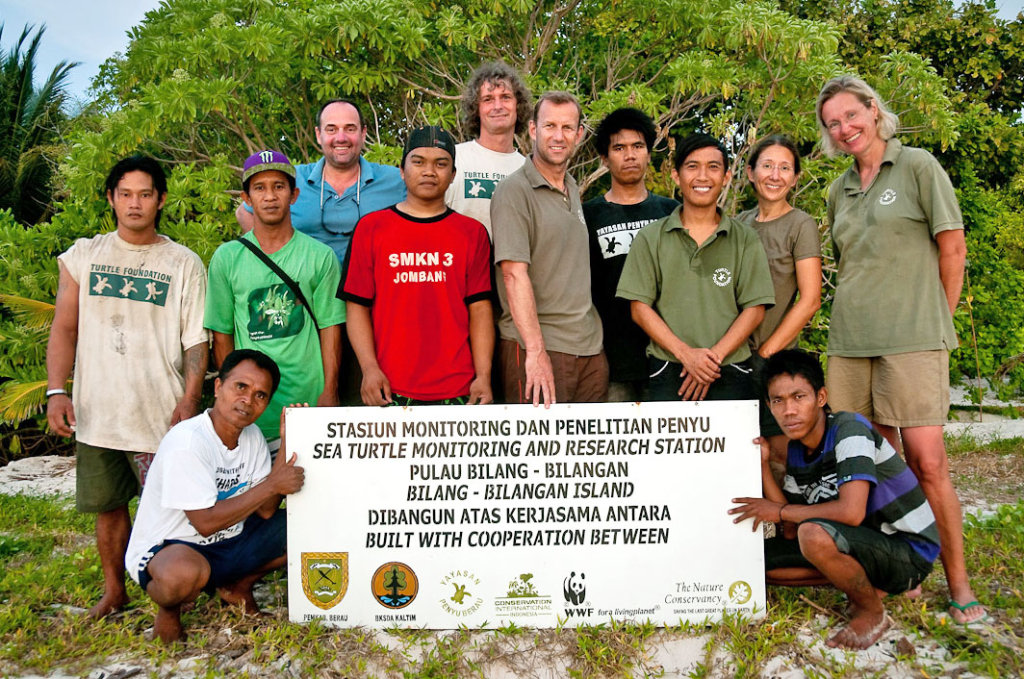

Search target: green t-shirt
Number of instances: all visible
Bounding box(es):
[616,207,775,365]
[826,139,962,356]
[204,230,345,441]
[736,207,821,350]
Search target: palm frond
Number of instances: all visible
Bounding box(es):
[0,378,47,424]
[0,294,55,329]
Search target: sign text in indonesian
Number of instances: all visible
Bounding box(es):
[286,401,766,628]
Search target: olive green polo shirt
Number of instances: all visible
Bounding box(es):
[615,206,775,365]
[491,157,603,356]
[827,138,962,357]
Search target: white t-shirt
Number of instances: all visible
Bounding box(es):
[125,411,271,583]
[59,231,208,453]
[445,140,526,235]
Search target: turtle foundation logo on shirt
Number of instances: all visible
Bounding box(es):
[301,552,348,610]
[878,188,898,205]
[371,562,419,609]
[712,267,732,287]
[463,178,498,199]
[247,283,304,341]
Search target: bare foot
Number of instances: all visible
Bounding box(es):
[88,590,129,619]
[153,607,186,644]
[903,585,922,600]
[826,609,890,650]
[217,585,260,615]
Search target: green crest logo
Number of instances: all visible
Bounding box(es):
[728,581,752,605]
[301,552,348,610]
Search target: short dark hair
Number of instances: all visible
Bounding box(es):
[317,99,365,129]
[673,133,729,170]
[105,155,168,228]
[763,349,825,399]
[242,171,297,195]
[461,61,532,138]
[219,349,281,398]
[532,91,582,124]
[595,108,656,157]
[747,134,802,175]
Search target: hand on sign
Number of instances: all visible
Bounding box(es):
[728,497,783,531]
[524,349,556,408]
[467,375,493,405]
[753,436,772,465]
[269,449,305,495]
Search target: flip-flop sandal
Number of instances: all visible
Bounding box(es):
[947,600,989,625]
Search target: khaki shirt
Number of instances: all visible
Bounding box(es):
[616,207,775,365]
[736,207,821,350]
[491,158,603,356]
[827,139,962,356]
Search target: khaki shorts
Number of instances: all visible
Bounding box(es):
[76,442,151,513]
[826,350,949,427]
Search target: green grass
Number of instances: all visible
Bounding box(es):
[1,442,1023,677]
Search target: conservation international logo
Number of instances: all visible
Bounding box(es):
[879,189,898,205]
[371,562,419,609]
[439,569,483,617]
[712,267,732,287]
[494,572,553,618]
[301,552,348,610]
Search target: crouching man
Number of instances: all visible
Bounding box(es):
[730,350,938,650]
[125,349,305,642]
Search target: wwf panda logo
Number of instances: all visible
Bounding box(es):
[563,571,586,605]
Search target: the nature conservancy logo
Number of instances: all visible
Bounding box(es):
[562,570,593,618]
[728,580,752,605]
[879,188,898,205]
[371,562,419,609]
[301,552,348,610]
[439,569,483,617]
[494,572,553,618]
[712,267,732,287]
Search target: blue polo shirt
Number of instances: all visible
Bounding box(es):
[246,156,405,263]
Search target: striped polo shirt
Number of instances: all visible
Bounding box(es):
[782,411,940,563]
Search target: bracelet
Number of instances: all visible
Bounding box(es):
[45,388,67,398]
[778,503,787,523]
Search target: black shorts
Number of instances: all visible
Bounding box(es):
[764,519,934,595]
[137,511,287,592]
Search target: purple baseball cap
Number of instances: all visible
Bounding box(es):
[242,150,296,184]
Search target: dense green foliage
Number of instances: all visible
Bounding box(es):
[0,0,1022,454]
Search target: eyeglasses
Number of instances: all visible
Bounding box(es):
[757,162,795,174]
[825,106,870,132]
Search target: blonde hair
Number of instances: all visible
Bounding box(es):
[816,76,899,157]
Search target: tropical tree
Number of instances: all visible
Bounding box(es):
[0,23,78,226]
[1,0,1019,456]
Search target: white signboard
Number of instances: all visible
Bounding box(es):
[286,401,766,628]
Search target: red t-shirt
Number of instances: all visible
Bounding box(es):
[340,207,493,400]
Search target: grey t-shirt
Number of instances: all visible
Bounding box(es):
[491,158,603,356]
[736,207,821,350]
